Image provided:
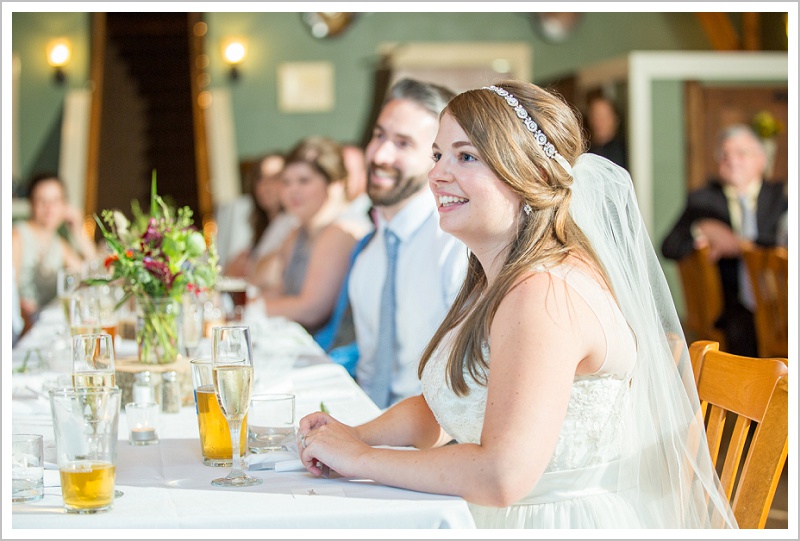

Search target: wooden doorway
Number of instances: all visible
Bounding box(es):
[85,12,211,229]
[684,82,788,192]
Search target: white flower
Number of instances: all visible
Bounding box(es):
[113,210,130,243]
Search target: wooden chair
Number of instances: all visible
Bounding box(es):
[677,246,726,348]
[689,340,789,528]
[741,245,789,358]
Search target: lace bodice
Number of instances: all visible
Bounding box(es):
[420,264,634,473]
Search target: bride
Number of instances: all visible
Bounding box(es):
[297,80,736,528]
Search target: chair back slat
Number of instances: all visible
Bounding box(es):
[704,407,726,463]
[717,414,751,500]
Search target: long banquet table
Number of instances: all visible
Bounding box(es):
[8,304,476,530]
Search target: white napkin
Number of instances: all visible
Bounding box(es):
[244,439,303,472]
[245,451,304,472]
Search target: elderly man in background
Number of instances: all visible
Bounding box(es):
[661,124,788,356]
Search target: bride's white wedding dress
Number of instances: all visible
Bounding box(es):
[421,263,641,528]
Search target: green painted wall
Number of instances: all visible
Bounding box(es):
[12,11,790,183]
[11,12,91,186]
[204,11,713,158]
[9,10,790,317]
[651,80,688,315]
[12,11,723,185]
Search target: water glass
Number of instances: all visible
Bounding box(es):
[248,394,296,454]
[12,434,44,503]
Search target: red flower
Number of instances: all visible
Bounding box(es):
[104,254,119,269]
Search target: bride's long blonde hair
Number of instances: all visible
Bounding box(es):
[418,81,608,396]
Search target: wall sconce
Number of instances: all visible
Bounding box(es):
[47,38,71,84]
[222,38,247,81]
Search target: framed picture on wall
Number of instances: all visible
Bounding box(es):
[277,62,335,113]
[379,41,532,95]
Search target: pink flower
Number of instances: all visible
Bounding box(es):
[142,218,163,247]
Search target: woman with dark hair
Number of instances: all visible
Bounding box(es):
[12,173,96,326]
[224,152,298,280]
[295,81,736,529]
[260,137,370,334]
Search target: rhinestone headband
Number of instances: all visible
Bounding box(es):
[482,85,572,175]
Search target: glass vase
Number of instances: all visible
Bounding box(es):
[136,297,181,365]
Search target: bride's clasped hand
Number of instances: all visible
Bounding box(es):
[298,411,365,478]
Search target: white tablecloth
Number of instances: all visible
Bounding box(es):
[8,305,476,531]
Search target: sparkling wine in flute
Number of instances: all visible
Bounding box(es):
[60,295,74,322]
[210,325,261,487]
[213,364,253,421]
[72,372,116,388]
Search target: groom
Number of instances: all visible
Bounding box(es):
[326,78,468,409]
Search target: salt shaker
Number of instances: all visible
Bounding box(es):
[133,371,154,404]
[161,371,181,413]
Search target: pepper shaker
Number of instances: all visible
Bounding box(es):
[161,371,181,413]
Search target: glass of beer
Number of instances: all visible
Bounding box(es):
[190,358,247,467]
[96,285,120,352]
[217,277,248,322]
[72,333,116,388]
[49,386,121,514]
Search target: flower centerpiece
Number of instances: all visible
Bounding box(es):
[90,173,219,364]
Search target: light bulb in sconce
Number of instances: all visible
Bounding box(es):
[222,38,247,81]
[47,38,71,84]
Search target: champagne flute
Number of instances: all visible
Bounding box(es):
[210,326,262,487]
[181,293,204,358]
[58,269,83,318]
[57,268,83,336]
[72,333,116,389]
[69,291,102,337]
